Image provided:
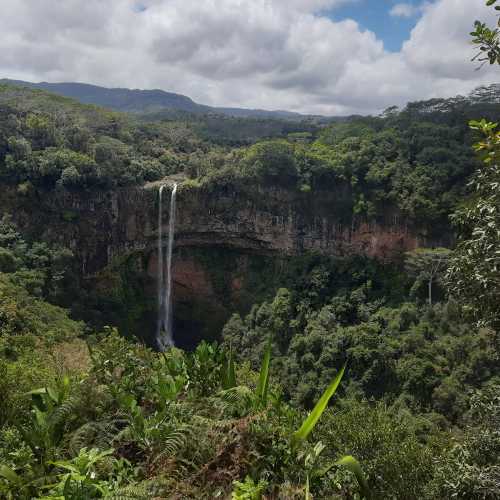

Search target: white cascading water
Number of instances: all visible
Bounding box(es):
[156,183,177,350]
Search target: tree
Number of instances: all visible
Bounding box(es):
[446,2,500,328]
[244,140,298,180]
[447,119,500,328]
[405,248,451,305]
[59,165,82,187]
[471,1,500,67]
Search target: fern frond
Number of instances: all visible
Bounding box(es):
[217,386,254,416]
[108,480,166,499]
[50,392,83,427]
[190,414,233,430]
[153,424,192,462]
[69,418,123,455]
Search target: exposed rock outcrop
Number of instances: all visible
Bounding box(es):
[3,182,451,345]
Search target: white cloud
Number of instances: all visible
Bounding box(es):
[390,3,423,18]
[0,0,497,115]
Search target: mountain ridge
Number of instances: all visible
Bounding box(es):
[0,78,318,121]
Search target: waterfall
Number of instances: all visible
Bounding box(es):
[156,183,177,350]
[164,183,178,347]
[156,185,165,346]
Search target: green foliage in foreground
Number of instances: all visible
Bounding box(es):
[292,364,345,445]
[0,220,497,498]
[1,312,499,499]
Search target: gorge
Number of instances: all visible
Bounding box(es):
[1,179,451,348]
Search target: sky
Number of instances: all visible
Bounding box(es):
[0,0,498,115]
[332,0,430,52]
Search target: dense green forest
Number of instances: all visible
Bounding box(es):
[1,10,500,495]
[2,81,500,226]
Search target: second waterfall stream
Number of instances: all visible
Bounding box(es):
[156,183,177,350]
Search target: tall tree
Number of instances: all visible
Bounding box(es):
[447,119,500,327]
[446,1,500,328]
[405,248,451,305]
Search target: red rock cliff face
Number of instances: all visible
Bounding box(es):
[6,182,446,273]
[171,183,442,259]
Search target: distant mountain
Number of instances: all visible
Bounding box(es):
[0,79,317,121]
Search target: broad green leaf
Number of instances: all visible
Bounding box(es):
[63,474,72,496]
[62,375,70,394]
[222,348,237,390]
[46,386,59,404]
[0,465,21,485]
[35,406,47,427]
[26,388,47,396]
[26,387,48,411]
[336,455,369,498]
[227,347,236,389]
[54,463,80,474]
[292,364,345,444]
[255,339,271,406]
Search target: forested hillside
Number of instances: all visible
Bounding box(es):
[0,79,314,120]
[0,75,499,498]
[2,82,500,222]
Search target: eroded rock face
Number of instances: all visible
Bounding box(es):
[173,185,420,259]
[3,182,451,344]
[6,182,449,274]
[7,183,446,273]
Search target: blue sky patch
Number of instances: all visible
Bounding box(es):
[328,0,428,52]
[133,3,148,13]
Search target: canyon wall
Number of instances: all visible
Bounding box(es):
[3,182,450,345]
[9,182,443,267]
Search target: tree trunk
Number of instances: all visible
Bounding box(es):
[428,278,432,306]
